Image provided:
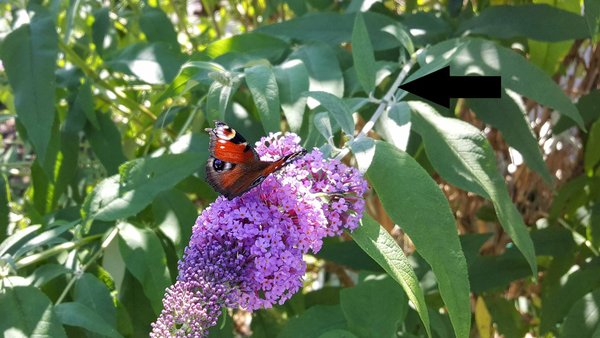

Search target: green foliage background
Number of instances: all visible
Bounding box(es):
[0,0,599,337]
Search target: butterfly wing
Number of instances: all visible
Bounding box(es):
[205,121,307,199]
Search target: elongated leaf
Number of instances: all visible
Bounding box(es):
[75,273,117,329]
[245,64,280,133]
[585,0,600,38]
[554,90,600,133]
[92,8,111,56]
[86,111,127,175]
[82,153,202,221]
[274,59,309,133]
[374,102,412,152]
[29,264,71,287]
[0,174,8,240]
[0,225,41,257]
[341,274,408,338]
[352,215,431,337]
[560,289,600,337]
[257,12,406,51]
[352,13,376,93]
[0,6,58,168]
[140,6,178,47]
[0,286,66,337]
[55,302,122,338]
[206,77,241,123]
[278,305,348,338]
[458,4,589,41]
[118,222,171,314]
[204,32,289,61]
[289,42,344,103]
[367,141,470,338]
[410,101,537,276]
[305,91,354,136]
[467,89,552,184]
[420,38,584,128]
[585,119,600,173]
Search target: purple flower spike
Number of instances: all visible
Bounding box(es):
[151,133,367,337]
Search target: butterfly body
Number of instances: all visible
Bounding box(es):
[205,121,306,200]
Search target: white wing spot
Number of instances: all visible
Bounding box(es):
[219,146,225,149]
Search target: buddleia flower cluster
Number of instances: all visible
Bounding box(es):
[151,133,367,337]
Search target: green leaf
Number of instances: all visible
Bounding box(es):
[204,32,289,61]
[274,59,309,133]
[85,111,127,175]
[351,13,376,93]
[105,42,185,84]
[467,89,552,184]
[289,42,344,101]
[119,271,156,337]
[313,111,334,141]
[0,6,58,169]
[410,101,537,277]
[140,6,178,47]
[82,153,202,221]
[528,39,572,75]
[256,12,407,51]
[585,119,600,174]
[374,102,411,151]
[541,257,600,333]
[71,81,98,130]
[458,4,589,41]
[118,222,171,314]
[75,273,117,330]
[0,286,66,337]
[152,189,197,255]
[352,215,431,337]
[319,329,358,338]
[278,305,347,338]
[483,295,527,338]
[0,225,41,257]
[206,76,241,122]
[305,91,354,136]
[554,90,600,133]
[0,174,8,240]
[585,0,600,38]
[245,64,281,133]
[561,289,600,337]
[349,137,375,173]
[340,276,408,338]
[420,38,585,129]
[29,264,71,287]
[55,302,122,338]
[92,8,111,56]
[367,141,470,338]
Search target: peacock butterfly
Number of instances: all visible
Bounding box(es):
[204,121,307,200]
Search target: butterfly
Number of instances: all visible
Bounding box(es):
[205,121,307,200]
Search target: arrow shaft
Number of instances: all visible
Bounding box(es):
[448,76,501,99]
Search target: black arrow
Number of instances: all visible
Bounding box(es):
[398,66,501,108]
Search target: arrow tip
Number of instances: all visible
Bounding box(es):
[398,66,451,108]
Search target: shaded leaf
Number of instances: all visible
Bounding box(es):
[585,119,600,173]
[561,289,600,337]
[278,305,347,338]
[245,64,280,133]
[74,273,117,329]
[55,302,121,338]
[0,286,66,337]
[349,136,375,173]
[351,13,376,93]
[0,6,58,169]
[274,59,309,133]
[152,189,197,255]
[204,32,289,61]
[85,111,127,175]
[305,91,354,136]
[140,6,178,47]
[118,222,171,314]
[352,215,431,337]
[341,276,408,338]
[374,102,411,151]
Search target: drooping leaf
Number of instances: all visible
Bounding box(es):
[458,4,589,41]
[419,38,584,129]
[0,286,67,337]
[554,90,600,133]
[584,119,600,174]
[118,222,171,314]
[82,153,202,221]
[204,32,289,61]
[467,89,552,184]
[74,273,117,330]
[349,136,375,173]
[410,101,537,276]
[367,141,470,338]
[274,59,309,133]
[585,0,600,38]
[0,174,8,240]
[0,6,58,169]
[560,289,600,337]
[85,111,127,175]
[152,189,197,255]
[374,102,412,151]
[245,64,281,133]
[340,275,409,338]
[351,13,376,93]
